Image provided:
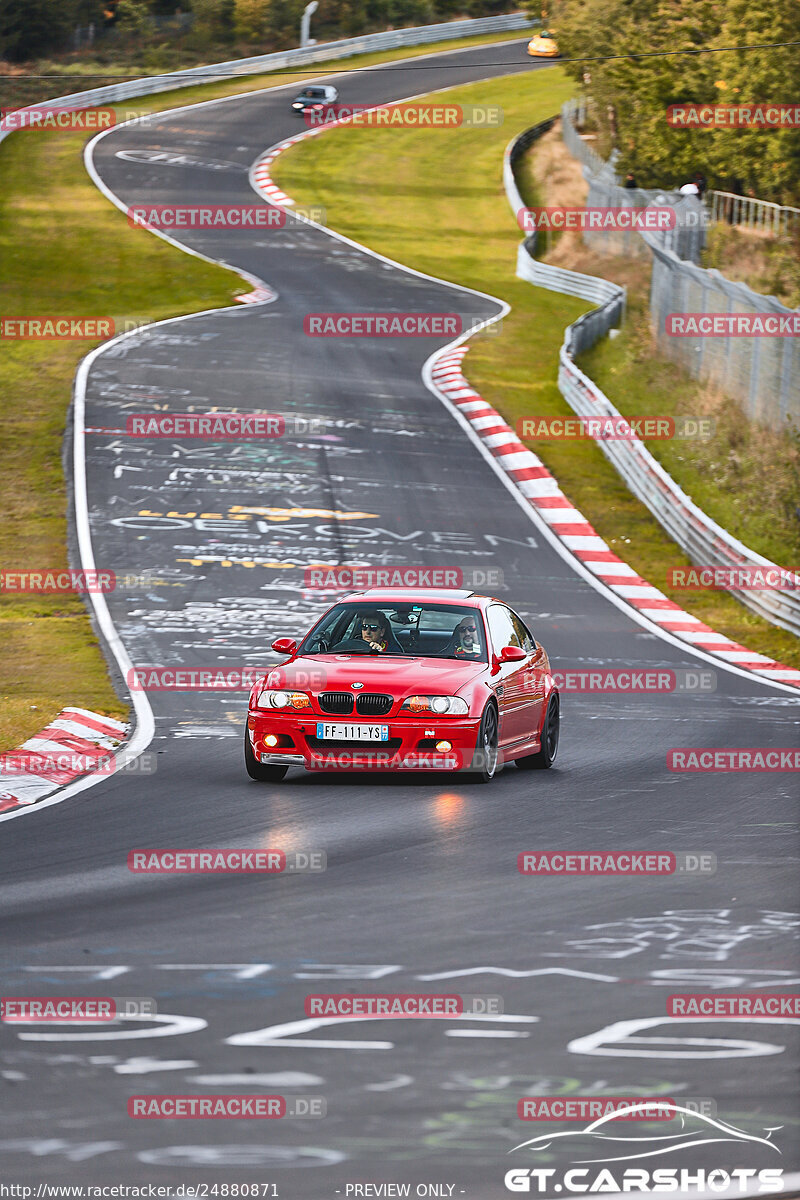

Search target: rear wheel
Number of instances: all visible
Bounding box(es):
[517,694,559,770]
[467,703,499,784]
[244,727,288,782]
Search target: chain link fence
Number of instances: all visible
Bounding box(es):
[504,121,800,637]
[642,229,799,426]
[560,99,799,429]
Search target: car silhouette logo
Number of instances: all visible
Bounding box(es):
[351,682,364,689]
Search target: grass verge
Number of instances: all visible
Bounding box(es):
[0,31,533,751]
[271,68,800,669]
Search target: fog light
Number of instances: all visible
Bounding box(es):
[265,734,278,748]
[436,740,452,752]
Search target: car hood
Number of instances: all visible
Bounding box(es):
[275,654,486,697]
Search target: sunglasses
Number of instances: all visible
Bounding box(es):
[361,622,381,632]
[461,625,477,634]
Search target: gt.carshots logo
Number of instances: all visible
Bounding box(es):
[505,1104,783,1192]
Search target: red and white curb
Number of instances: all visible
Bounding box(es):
[235,284,276,305]
[432,346,800,690]
[0,708,128,815]
[249,123,800,694]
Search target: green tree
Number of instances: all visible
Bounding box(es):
[189,0,234,41]
[0,0,84,60]
[232,0,267,40]
[538,0,800,204]
[114,0,151,32]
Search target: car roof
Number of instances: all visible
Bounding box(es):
[341,587,496,607]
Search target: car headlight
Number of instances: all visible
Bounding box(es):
[257,689,311,710]
[400,695,469,716]
[292,102,303,109]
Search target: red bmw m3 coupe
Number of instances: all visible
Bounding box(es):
[245,587,559,784]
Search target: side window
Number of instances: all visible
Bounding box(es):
[510,611,536,653]
[487,605,518,652]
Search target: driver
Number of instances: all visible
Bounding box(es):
[449,616,482,658]
[358,610,389,653]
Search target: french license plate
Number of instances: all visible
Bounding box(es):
[316,723,389,742]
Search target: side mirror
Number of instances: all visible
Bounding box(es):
[500,645,526,663]
[271,637,297,655]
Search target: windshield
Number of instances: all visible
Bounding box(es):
[298,603,487,661]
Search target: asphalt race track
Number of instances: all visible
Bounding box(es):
[1,36,799,1196]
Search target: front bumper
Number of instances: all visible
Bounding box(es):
[247,712,480,772]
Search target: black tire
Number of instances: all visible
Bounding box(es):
[244,727,288,782]
[517,694,559,770]
[466,703,500,784]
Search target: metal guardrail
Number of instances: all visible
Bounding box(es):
[504,121,800,638]
[504,120,627,353]
[0,12,535,148]
[708,190,800,237]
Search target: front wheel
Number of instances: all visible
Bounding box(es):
[244,727,288,782]
[517,694,559,771]
[467,703,499,784]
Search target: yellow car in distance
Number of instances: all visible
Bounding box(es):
[527,30,559,57]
